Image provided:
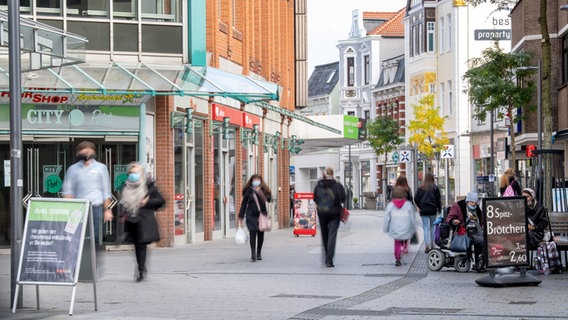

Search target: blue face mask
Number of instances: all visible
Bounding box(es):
[252,180,261,187]
[467,204,477,211]
[128,173,141,182]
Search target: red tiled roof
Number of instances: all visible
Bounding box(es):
[363,12,398,20]
[367,7,405,37]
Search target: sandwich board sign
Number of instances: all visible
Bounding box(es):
[12,198,98,315]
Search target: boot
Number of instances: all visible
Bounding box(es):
[256,250,262,261]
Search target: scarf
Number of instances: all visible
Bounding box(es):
[467,208,479,223]
[120,179,148,216]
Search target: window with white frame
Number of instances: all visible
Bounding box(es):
[364,55,370,85]
[410,25,415,57]
[439,82,445,114]
[439,17,445,53]
[427,21,435,52]
[447,80,452,115]
[447,14,452,51]
[418,22,423,54]
[347,57,355,87]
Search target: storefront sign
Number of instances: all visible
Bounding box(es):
[0,91,149,106]
[42,165,62,194]
[243,113,260,129]
[18,198,90,284]
[0,105,140,132]
[212,104,243,126]
[474,29,511,41]
[483,197,529,268]
[343,115,359,140]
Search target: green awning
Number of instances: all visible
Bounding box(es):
[0,62,279,104]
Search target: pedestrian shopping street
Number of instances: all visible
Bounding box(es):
[1,209,567,320]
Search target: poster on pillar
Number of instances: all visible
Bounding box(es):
[293,193,317,237]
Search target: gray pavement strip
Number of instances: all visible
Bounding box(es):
[272,294,342,300]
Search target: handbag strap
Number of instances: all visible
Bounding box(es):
[252,192,262,213]
[544,207,554,238]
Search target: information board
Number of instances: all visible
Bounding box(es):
[483,197,529,268]
[17,198,90,284]
[293,193,317,236]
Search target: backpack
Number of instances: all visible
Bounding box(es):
[503,183,515,197]
[315,185,338,214]
[534,241,563,274]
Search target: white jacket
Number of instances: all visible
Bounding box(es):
[383,200,417,240]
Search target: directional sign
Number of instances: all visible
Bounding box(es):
[441,145,454,159]
[391,151,399,164]
[399,150,411,163]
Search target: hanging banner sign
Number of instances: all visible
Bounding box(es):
[483,197,529,269]
[17,198,90,284]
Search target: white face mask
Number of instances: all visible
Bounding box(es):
[252,180,261,187]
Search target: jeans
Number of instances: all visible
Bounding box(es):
[318,215,340,265]
[421,215,436,248]
[92,205,103,247]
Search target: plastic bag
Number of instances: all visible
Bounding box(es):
[235,227,247,245]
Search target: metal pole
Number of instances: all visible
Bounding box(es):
[9,0,24,308]
[348,144,352,209]
[490,109,495,196]
[537,60,543,203]
[445,159,449,207]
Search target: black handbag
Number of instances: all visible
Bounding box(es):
[450,233,471,252]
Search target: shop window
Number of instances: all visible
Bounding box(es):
[113,23,137,52]
[142,24,182,54]
[309,168,318,191]
[37,0,61,16]
[67,21,110,51]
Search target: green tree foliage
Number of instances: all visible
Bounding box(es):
[367,116,403,162]
[408,94,449,160]
[462,42,536,170]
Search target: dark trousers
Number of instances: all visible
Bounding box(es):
[318,215,340,264]
[134,242,148,272]
[249,230,264,257]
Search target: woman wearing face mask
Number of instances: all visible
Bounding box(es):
[522,188,548,249]
[119,162,165,281]
[447,192,486,271]
[238,174,272,262]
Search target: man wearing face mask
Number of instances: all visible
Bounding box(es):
[62,141,113,247]
[447,192,486,271]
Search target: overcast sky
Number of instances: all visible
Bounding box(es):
[307,0,407,75]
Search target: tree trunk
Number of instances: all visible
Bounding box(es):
[539,0,553,209]
[539,0,552,150]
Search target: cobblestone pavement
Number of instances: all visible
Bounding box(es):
[1,209,567,320]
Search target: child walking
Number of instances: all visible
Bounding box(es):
[383,186,417,266]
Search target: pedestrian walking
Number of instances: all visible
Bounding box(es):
[61,140,113,246]
[313,167,346,268]
[394,175,414,253]
[383,187,417,266]
[499,168,522,196]
[238,174,272,262]
[118,162,165,282]
[414,173,442,253]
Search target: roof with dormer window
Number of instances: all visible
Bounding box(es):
[308,62,339,98]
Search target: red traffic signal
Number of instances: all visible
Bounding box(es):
[526,144,536,158]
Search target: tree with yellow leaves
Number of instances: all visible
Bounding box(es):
[408,94,449,163]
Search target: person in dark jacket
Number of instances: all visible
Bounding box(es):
[119,162,165,282]
[414,173,442,253]
[522,188,548,249]
[238,174,272,262]
[499,168,522,196]
[314,167,346,268]
[447,192,485,271]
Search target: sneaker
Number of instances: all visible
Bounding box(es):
[402,248,409,254]
[424,246,430,253]
[395,259,401,266]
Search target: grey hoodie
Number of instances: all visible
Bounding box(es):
[383,199,417,240]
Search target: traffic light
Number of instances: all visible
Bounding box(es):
[222,117,230,139]
[185,108,193,133]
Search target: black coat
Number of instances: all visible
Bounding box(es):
[313,179,346,218]
[122,179,166,244]
[238,187,271,231]
[415,186,442,216]
[527,202,548,249]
